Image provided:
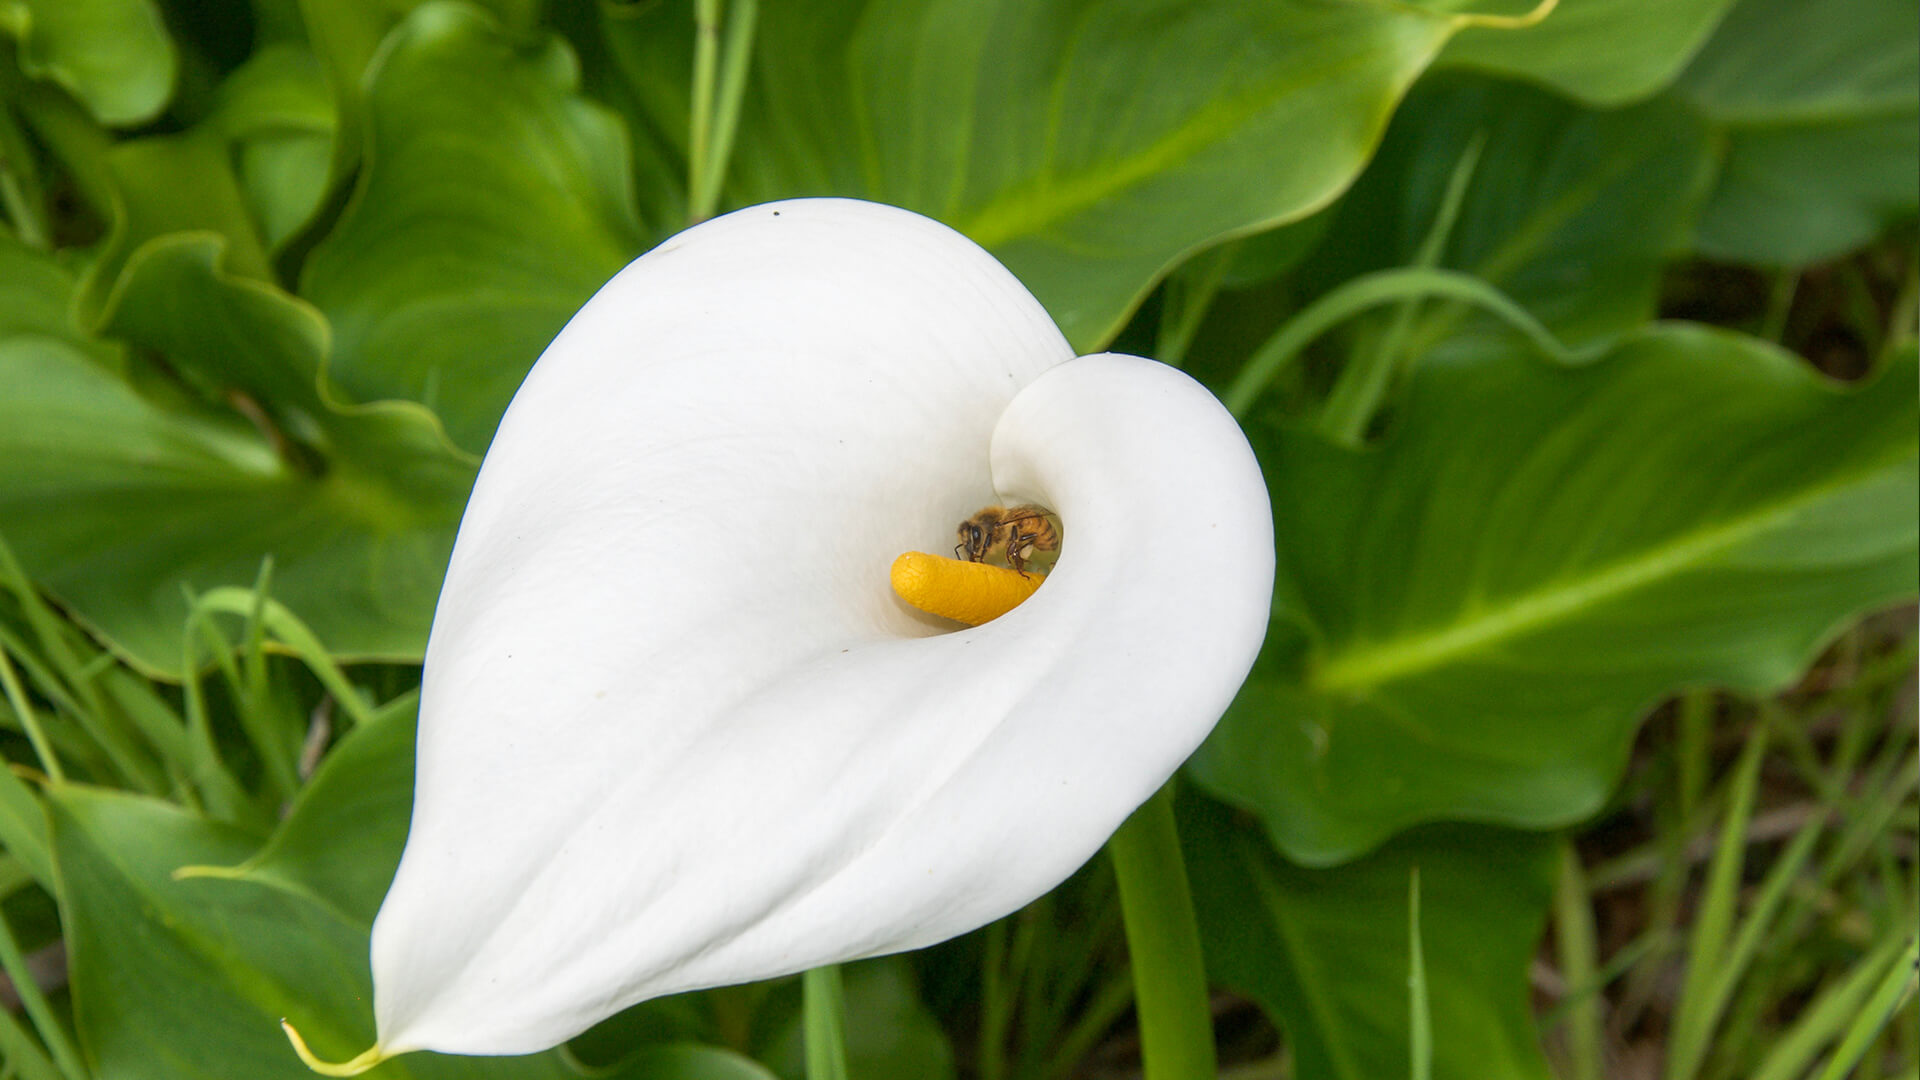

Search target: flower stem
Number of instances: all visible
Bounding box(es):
[686,0,757,224]
[1107,783,1214,1080]
[687,0,721,223]
[802,965,851,1080]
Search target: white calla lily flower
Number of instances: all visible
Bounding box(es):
[355,198,1272,1059]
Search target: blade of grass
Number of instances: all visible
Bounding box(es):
[194,589,374,728]
[1752,929,1912,1080]
[0,536,164,793]
[0,1001,63,1080]
[1552,843,1603,1080]
[1679,801,1827,1080]
[1666,716,1770,1080]
[241,557,274,724]
[1318,133,1483,447]
[0,764,50,889]
[177,599,255,826]
[1409,866,1431,1080]
[1538,927,1670,1030]
[1044,973,1136,1080]
[1813,935,1919,1080]
[0,908,84,1080]
[0,536,103,722]
[185,584,298,805]
[802,965,850,1080]
[1221,266,1590,418]
[0,646,63,785]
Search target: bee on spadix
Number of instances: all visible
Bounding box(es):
[955,505,1062,574]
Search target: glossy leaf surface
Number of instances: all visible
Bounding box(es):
[1191,331,1919,862]
[1,238,471,675]
[1183,791,1556,1080]
[1675,0,1919,265]
[1,0,176,125]
[300,2,643,452]
[602,0,1472,349]
[49,784,764,1079]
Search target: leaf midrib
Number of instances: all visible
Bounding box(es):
[1311,447,1916,692]
[955,18,1451,249]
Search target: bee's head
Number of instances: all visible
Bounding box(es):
[956,515,990,561]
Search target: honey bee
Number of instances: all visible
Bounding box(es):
[955,504,1061,574]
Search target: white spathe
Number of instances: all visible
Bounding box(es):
[369,198,1274,1055]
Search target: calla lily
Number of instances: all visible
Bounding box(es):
[356,198,1273,1059]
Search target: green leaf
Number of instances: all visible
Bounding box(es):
[1297,74,1713,368]
[0,232,112,364]
[1181,791,1557,1080]
[300,0,644,452]
[209,43,338,251]
[178,690,417,925]
[1674,0,1920,265]
[77,129,274,323]
[1189,330,1919,863]
[603,0,1477,350]
[0,0,177,125]
[46,782,652,1079]
[1433,0,1738,106]
[295,0,541,183]
[1,236,472,676]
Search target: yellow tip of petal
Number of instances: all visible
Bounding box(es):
[891,551,1043,626]
[281,1020,390,1077]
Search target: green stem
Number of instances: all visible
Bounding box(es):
[1221,266,1584,419]
[1108,783,1215,1080]
[687,0,721,224]
[1317,134,1482,447]
[802,966,850,1080]
[694,0,757,222]
[1552,845,1601,1080]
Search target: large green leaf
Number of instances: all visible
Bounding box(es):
[295,0,541,185]
[76,129,275,322]
[1297,73,1713,367]
[1,236,472,676]
[1182,791,1556,1080]
[603,0,1495,350]
[301,1,643,453]
[48,784,765,1079]
[0,233,107,361]
[1189,330,1919,864]
[1432,0,1737,106]
[0,0,176,125]
[1674,0,1919,265]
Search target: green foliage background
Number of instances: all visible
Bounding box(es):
[0,0,1914,1077]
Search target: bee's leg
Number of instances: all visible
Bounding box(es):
[1007,535,1029,575]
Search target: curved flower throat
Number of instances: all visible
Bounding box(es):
[891,504,1062,626]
